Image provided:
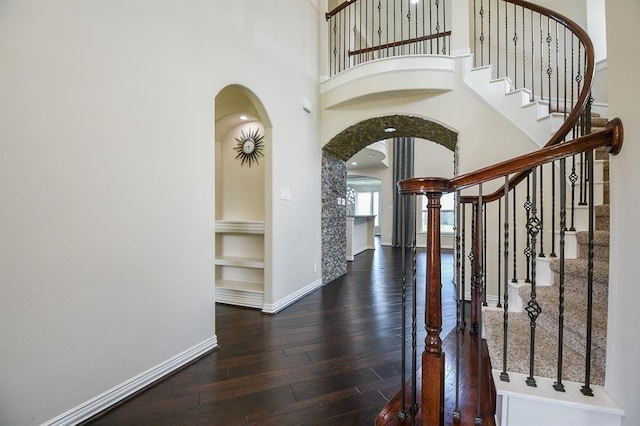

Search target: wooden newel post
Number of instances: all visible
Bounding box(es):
[397,177,449,426]
[423,190,445,426]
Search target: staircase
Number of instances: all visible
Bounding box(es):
[482,116,624,425]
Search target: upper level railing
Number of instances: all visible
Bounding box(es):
[326,0,451,76]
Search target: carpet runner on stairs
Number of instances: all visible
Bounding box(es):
[483,114,610,387]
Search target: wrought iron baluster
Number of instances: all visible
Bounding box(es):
[483,203,488,306]
[569,155,577,231]
[513,3,518,88]
[411,194,419,415]
[497,198,502,308]
[556,21,560,113]
[406,0,411,55]
[500,176,510,382]
[378,0,382,58]
[546,18,552,112]
[429,0,434,53]
[496,0,500,77]
[581,150,595,397]
[453,190,462,421]
[512,186,517,282]
[524,175,532,283]
[399,192,409,419]
[525,167,542,387]
[435,0,441,54]
[554,157,567,392]
[470,202,478,333]
[550,159,557,257]
[505,0,508,78]
[474,185,484,425]
[539,164,545,257]
[522,6,526,93]
[461,202,467,328]
[530,9,534,101]
[480,0,485,65]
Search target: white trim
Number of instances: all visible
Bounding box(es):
[262,279,323,314]
[595,58,608,73]
[42,336,218,426]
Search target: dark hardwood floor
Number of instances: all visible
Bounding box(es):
[85,241,494,425]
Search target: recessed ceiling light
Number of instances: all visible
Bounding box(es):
[368,154,374,157]
[384,127,396,133]
[239,115,248,121]
[410,0,420,4]
[351,162,358,166]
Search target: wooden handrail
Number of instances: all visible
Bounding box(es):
[326,0,354,20]
[398,118,623,197]
[349,31,452,57]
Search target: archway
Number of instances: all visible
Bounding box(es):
[321,115,458,284]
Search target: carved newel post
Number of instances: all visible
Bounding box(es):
[398,177,449,426]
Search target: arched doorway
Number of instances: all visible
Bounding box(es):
[321,114,458,284]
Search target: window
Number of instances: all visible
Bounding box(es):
[420,192,455,233]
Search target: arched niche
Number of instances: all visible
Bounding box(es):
[214,85,272,311]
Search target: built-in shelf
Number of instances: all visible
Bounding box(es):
[215,219,265,309]
[215,220,264,234]
[215,256,265,268]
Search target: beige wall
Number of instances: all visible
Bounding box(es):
[605,1,640,425]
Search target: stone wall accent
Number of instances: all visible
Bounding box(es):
[321,152,347,284]
[324,115,457,161]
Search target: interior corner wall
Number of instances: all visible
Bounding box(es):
[321,152,347,284]
[604,2,640,425]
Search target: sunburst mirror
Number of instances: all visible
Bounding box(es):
[233,127,265,167]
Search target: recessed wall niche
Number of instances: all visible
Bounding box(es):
[214,85,269,309]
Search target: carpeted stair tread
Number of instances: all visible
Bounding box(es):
[484,308,604,385]
[591,117,609,128]
[595,204,610,231]
[535,285,608,372]
[549,258,609,285]
[576,230,610,262]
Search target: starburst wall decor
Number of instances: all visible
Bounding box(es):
[233,127,265,167]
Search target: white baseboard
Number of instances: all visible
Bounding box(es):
[262,279,323,314]
[42,336,218,426]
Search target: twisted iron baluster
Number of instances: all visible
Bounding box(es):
[581,150,595,397]
[500,176,510,382]
[474,185,484,426]
[524,175,532,283]
[513,3,518,88]
[377,0,382,58]
[435,0,441,54]
[411,194,419,417]
[525,168,542,387]
[554,157,567,392]
[461,203,467,328]
[550,160,557,257]
[483,204,488,306]
[569,155,578,231]
[398,193,409,420]
[479,0,485,65]
[539,164,545,257]
[469,202,477,334]
[546,18,552,113]
[497,198,502,308]
[512,187,517,282]
[453,191,462,421]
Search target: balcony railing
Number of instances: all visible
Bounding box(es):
[326,0,451,76]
